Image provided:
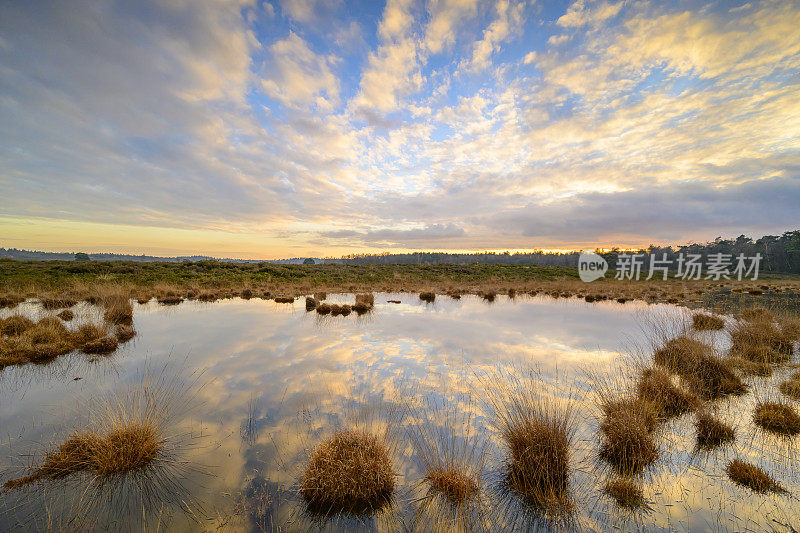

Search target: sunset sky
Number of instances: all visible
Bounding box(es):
[1,0,799,259]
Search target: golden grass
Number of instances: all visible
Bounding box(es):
[0,316,115,368]
[599,397,658,474]
[654,336,746,399]
[273,296,295,303]
[603,478,645,509]
[419,292,436,303]
[726,459,784,493]
[4,423,161,490]
[305,296,318,311]
[156,293,183,305]
[779,370,800,400]
[480,290,497,302]
[695,411,735,449]
[692,313,725,331]
[57,309,74,321]
[299,429,394,515]
[81,336,119,355]
[636,367,698,419]
[729,319,794,364]
[353,293,374,314]
[753,400,800,436]
[115,324,136,343]
[316,302,331,315]
[102,295,133,325]
[726,356,772,377]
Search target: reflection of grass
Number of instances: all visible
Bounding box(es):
[300,429,394,515]
[727,459,785,493]
[603,478,645,509]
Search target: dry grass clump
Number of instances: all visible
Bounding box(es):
[0,293,24,308]
[636,367,698,418]
[729,319,794,364]
[480,291,496,302]
[115,325,136,343]
[353,293,374,314]
[305,296,318,311]
[654,336,746,399]
[197,291,218,302]
[273,296,294,303]
[603,478,645,509]
[4,424,161,490]
[1,316,77,367]
[599,397,658,474]
[419,292,436,303]
[695,411,735,449]
[741,307,774,322]
[753,400,800,436]
[81,336,119,355]
[3,376,178,492]
[692,313,725,331]
[313,292,327,301]
[726,459,784,493]
[41,295,78,310]
[727,356,772,377]
[488,383,574,513]
[316,302,331,315]
[156,292,183,305]
[57,309,74,321]
[300,429,394,515]
[779,371,800,400]
[0,315,35,336]
[406,400,484,509]
[103,295,133,325]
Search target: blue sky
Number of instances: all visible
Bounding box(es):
[1,0,799,258]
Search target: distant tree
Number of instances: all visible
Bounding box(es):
[303,258,315,265]
[74,252,90,261]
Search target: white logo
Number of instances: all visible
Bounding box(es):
[579,252,608,282]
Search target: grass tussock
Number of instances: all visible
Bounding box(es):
[406,400,484,508]
[0,293,24,308]
[726,356,772,377]
[115,325,136,343]
[603,478,645,509]
[273,296,294,303]
[41,295,78,310]
[305,296,318,311]
[636,367,698,418]
[753,400,800,436]
[480,291,496,302]
[315,302,331,315]
[4,423,162,490]
[729,319,794,364]
[0,317,117,368]
[654,336,746,399]
[103,295,133,325]
[726,459,784,493]
[300,429,394,515]
[156,292,183,305]
[487,381,574,513]
[779,370,800,400]
[598,397,659,474]
[419,292,435,303]
[695,411,735,449]
[692,313,725,331]
[81,336,119,355]
[353,293,374,314]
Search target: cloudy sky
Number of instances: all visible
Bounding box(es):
[1,0,799,258]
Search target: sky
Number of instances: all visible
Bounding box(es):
[1,0,799,259]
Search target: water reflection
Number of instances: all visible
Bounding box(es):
[1,294,797,531]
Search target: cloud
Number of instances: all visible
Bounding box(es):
[465,0,525,72]
[557,0,623,28]
[423,0,480,54]
[321,223,466,246]
[261,32,340,110]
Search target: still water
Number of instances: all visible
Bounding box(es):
[0,294,797,531]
